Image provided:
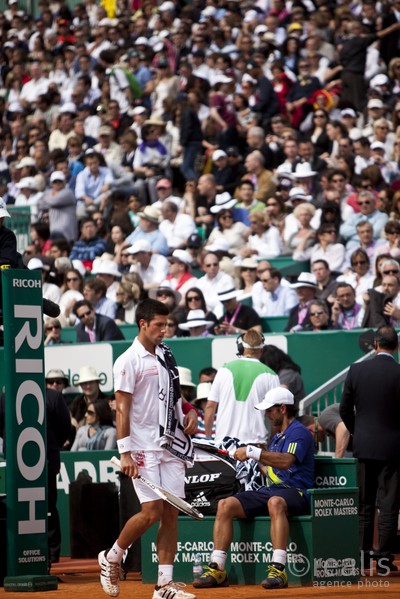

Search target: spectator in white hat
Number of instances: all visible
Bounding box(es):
[14,176,43,222]
[127,240,169,293]
[211,149,235,194]
[161,249,197,303]
[28,256,62,308]
[92,259,122,303]
[178,309,214,337]
[285,272,318,332]
[125,205,169,256]
[206,195,249,257]
[69,365,109,431]
[214,285,262,336]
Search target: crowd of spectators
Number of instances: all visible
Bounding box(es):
[2,0,400,336]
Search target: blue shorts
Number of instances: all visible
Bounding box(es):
[235,487,310,519]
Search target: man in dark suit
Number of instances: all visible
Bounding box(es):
[340,325,400,574]
[74,299,125,342]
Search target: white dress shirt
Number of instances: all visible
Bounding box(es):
[251,282,298,317]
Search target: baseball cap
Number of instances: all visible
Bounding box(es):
[255,387,294,411]
[212,149,227,161]
[50,171,66,183]
[370,141,386,151]
[187,233,202,249]
[0,197,10,218]
[170,249,192,265]
[127,239,152,254]
[367,99,383,109]
[99,125,112,136]
[159,1,175,11]
[340,108,357,118]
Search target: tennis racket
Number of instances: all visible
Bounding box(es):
[110,456,204,520]
[192,440,236,460]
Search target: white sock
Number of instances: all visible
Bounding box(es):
[158,564,173,586]
[107,542,124,564]
[272,549,287,567]
[210,550,227,571]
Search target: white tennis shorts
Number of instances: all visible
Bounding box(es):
[131,449,186,504]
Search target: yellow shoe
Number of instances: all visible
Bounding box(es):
[261,563,288,589]
[192,563,228,588]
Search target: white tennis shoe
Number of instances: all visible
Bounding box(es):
[152,581,196,599]
[98,550,121,597]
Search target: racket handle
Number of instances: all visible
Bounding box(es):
[111,456,121,469]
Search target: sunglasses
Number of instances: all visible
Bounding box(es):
[78,310,92,319]
[310,311,325,316]
[66,277,79,282]
[48,378,65,385]
[46,325,61,331]
[241,267,256,272]
[187,296,201,302]
[157,291,173,297]
[357,201,371,206]
[383,269,399,275]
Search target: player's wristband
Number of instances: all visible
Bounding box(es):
[117,436,132,454]
[246,445,262,461]
[182,402,199,416]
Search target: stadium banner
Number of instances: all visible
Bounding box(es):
[2,269,56,589]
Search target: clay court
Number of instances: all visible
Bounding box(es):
[1,558,400,599]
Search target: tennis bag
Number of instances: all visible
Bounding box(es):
[184,450,241,515]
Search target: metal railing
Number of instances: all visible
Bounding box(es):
[8,206,31,253]
[298,348,375,454]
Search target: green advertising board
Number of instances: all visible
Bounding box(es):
[1,269,57,590]
[141,487,359,586]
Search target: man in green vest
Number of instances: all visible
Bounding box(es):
[204,329,279,445]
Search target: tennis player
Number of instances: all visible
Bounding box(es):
[193,387,315,590]
[98,298,198,599]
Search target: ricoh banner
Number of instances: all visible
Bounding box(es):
[2,269,49,577]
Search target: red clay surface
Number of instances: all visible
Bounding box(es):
[1,558,400,599]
